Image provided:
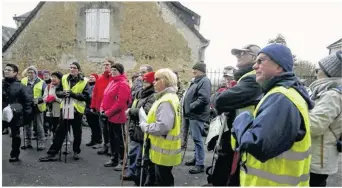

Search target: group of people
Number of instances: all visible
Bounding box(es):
[2,43,342,187]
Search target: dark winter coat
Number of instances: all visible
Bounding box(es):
[128,86,155,143]
[2,77,33,125]
[183,75,211,122]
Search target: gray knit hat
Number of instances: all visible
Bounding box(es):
[318,50,342,77]
[27,65,38,75]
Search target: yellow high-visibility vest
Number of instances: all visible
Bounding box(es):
[146,92,182,166]
[231,70,257,149]
[21,77,46,112]
[60,74,87,114]
[240,86,311,186]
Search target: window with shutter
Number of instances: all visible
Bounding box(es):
[86,9,98,42]
[98,9,110,42]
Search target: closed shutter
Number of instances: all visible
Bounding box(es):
[86,9,98,42]
[98,9,110,42]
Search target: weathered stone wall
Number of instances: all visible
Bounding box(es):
[3,2,200,80]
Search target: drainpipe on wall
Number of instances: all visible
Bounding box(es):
[199,40,210,62]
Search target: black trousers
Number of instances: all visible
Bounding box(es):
[46,117,59,136]
[108,122,125,162]
[155,164,174,186]
[310,172,329,187]
[211,131,239,186]
[99,115,109,146]
[3,119,21,158]
[47,112,82,155]
[86,112,102,143]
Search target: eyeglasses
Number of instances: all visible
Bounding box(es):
[255,57,272,65]
[237,51,255,57]
[4,69,13,72]
[70,67,78,70]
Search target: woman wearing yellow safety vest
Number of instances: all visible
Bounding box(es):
[139,68,181,186]
[232,44,314,186]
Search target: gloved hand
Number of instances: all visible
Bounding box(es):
[100,111,108,121]
[69,91,78,99]
[63,90,70,98]
[37,98,44,104]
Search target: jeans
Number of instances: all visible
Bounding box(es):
[127,140,143,177]
[189,119,205,166]
[24,112,45,145]
[99,116,109,147]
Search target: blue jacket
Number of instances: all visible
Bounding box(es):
[232,72,314,162]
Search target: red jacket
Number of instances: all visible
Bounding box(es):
[101,74,131,124]
[90,71,112,111]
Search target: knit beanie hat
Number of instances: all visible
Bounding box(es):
[71,62,81,71]
[143,72,155,84]
[258,44,294,72]
[91,73,99,80]
[111,63,124,74]
[27,65,38,75]
[51,71,63,80]
[6,63,19,73]
[192,62,207,73]
[318,50,342,77]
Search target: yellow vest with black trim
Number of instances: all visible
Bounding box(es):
[21,77,46,112]
[146,92,182,166]
[231,70,257,149]
[240,86,311,186]
[60,74,87,114]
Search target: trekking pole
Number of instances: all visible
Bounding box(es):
[181,120,190,163]
[23,124,26,149]
[140,138,146,187]
[35,115,39,151]
[121,123,129,186]
[64,97,70,163]
[59,97,67,162]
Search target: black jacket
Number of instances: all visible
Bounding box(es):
[2,77,33,125]
[213,66,263,114]
[128,86,155,143]
[56,73,90,113]
[183,75,211,122]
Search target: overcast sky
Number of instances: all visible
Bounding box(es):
[2,0,342,69]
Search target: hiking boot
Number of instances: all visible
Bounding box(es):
[39,155,58,162]
[21,145,33,150]
[37,142,45,151]
[86,140,96,147]
[2,128,9,135]
[73,153,80,160]
[104,159,118,167]
[9,157,20,162]
[114,163,127,171]
[97,146,109,155]
[185,158,196,166]
[189,165,204,174]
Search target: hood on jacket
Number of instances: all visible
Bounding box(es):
[263,72,314,110]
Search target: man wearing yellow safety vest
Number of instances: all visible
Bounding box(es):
[39,62,90,161]
[232,43,314,186]
[208,44,263,186]
[139,68,181,186]
[21,66,47,151]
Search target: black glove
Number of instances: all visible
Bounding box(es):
[100,111,108,121]
[37,98,44,104]
[69,91,78,99]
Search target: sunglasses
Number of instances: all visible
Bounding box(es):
[315,68,320,74]
[255,57,272,65]
[237,51,255,57]
[154,77,161,81]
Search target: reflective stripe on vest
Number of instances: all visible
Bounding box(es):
[146,92,182,167]
[21,77,46,112]
[240,86,311,186]
[245,166,310,186]
[60,74,87,114]
[231,70,256,149]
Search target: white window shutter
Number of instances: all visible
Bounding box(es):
[98,9,110,42]
[86,9,98,42]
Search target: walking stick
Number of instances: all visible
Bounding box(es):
[181,119,190,163]
[121,123,129,186]
[35,115,39,151]
[64,97,70,163]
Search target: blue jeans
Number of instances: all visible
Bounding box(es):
[189,119,205,166]
[126,140,143,176]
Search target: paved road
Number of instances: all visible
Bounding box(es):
[2,127,341,186]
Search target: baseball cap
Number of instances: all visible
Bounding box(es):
[231,44,261,56]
